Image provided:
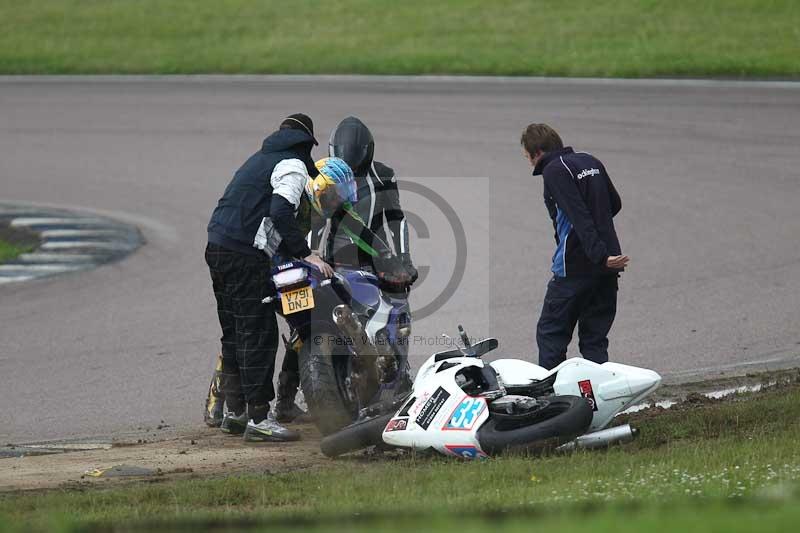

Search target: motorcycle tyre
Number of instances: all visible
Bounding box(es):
[477,395,592,455]
[298,335,355,435]
[320,412,394,458]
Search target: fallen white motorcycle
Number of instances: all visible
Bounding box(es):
[321,326,661,458]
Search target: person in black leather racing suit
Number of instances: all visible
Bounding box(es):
[312,116,417,277]
[273,116,419,423]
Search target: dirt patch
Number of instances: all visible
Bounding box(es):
[0,423,328,493]
[648,367,800,404]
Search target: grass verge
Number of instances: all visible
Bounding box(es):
[1,376,799,531]
[0,0,798,77]
[0,240,28,264]
[0,223,36,263]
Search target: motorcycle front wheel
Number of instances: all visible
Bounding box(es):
[298,334,356,435]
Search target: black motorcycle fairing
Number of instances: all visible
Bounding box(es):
[504,373,557,398]
[329,116,375,176]
[454,364,505,398]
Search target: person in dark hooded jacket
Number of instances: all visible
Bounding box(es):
[205,113,332,442]
[272,116,418,423]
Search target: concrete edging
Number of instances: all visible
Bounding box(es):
[0,203,143,284]
[0,74,799,90]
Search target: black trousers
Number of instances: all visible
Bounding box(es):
[536,274,618,370]
[205,243,277,416]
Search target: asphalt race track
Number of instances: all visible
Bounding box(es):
[1,76,798,443]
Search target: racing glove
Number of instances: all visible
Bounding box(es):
[400,253,419,285]
[373,252,412,293]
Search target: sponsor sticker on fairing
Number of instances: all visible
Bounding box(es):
[444,444,488,460]
[578,379,598,411]
[384,418,408,432]
[415,386,451,430]
[409,391,431,417]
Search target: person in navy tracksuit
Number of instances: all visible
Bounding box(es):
[520,124,630,370]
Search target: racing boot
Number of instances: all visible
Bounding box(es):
[274,371,310,423]
[220,409,248,435]
[275,336,311,423]
[203,353,226,427]
[244,410,301,442]
[275,398,310,424]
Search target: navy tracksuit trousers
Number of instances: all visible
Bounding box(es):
[536,274,619,370]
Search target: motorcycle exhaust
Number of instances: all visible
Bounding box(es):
[332,305,398,384]
[332,305,379,360]
[332,305,380,395]
[373,330,399,383]
[557,424,639,452]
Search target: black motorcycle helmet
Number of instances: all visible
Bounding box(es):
[329,116,374,176]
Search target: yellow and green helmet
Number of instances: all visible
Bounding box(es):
[305,157,358,217]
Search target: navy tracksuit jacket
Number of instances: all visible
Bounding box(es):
[533,147,623,369]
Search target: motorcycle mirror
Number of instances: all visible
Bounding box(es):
[458,325,477,357]
[470,338,499,357]
[434,326,498,361]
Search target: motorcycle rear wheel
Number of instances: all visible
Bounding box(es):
[298,335,356,435]
[477,395,592,455]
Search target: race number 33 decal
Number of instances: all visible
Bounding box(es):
[444,396,485,430]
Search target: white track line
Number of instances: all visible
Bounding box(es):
[0,275,36,284]
[39,229,128,238]
[40,241,135,251]
[0,264,86,273]
[11,217,107,228]
[18,253,99,263]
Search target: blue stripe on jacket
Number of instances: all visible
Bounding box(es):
[551,207,573,277]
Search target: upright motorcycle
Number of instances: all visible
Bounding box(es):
[265,256,413,435]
